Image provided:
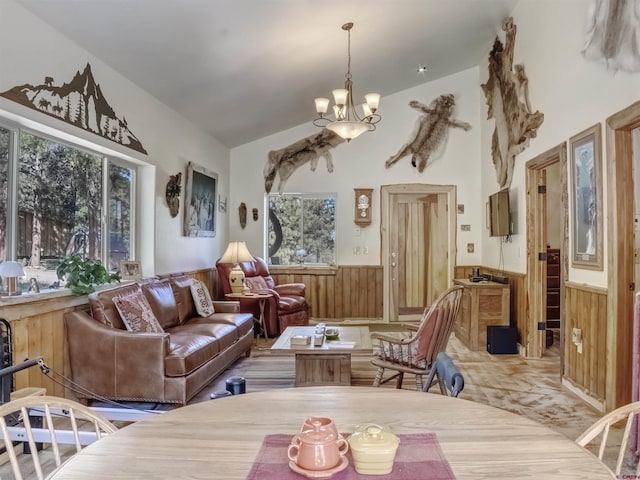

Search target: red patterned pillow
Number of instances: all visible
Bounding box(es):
[114,291,164,333]
[190,279,215,317]
[245,276,268,292]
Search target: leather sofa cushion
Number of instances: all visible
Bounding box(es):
[170,276,197,324]
[89,283,142,330]
[164,331,221,377]
[164,321,240,376]
[187,313,254,338]
[142,279,180,329]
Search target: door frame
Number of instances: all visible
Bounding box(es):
[380,184,457,322]
[606,100,640,410]
[525,143,567,362]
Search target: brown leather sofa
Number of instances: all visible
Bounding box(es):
[216,257,309,337]
[64,275,254,405]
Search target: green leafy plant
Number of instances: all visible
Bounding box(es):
[56,255,121,295]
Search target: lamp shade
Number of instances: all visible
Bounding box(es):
[219,242,254,264]
[0,261,25,277]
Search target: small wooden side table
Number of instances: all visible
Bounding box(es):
[225,292,272,342]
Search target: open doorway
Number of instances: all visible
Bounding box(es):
[525,144,567,372]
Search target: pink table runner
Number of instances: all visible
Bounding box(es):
[246,433,456,480]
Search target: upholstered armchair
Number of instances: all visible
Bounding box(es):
[216,256,309,337]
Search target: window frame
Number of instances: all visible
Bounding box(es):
[0,116,138,278]
[266,192,337,266]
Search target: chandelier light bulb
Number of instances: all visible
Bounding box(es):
[315,98,330,115]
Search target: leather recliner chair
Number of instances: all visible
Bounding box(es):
[216,256,309,337]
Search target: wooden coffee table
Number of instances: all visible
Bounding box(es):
[271,326,373,387]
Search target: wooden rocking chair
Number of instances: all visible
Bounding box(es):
[371,285,463,390]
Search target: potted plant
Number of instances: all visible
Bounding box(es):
[56,255,121,295]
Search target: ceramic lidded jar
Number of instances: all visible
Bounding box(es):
[288,420,349,471]
[348,424,400,475]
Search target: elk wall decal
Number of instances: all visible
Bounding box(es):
[481,17,544,188]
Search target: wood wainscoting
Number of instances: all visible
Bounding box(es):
[563,282,607,407]
[268,265,383,320]
[0,268,217,400]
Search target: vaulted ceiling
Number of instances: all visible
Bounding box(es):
[18,0,519,147]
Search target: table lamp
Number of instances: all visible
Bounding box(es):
[0,261,25,296]
[219,241,254,294]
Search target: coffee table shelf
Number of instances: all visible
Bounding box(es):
[271,326,373,387]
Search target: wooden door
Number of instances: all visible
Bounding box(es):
[381,184,456,322]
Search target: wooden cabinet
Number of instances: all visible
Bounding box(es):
[546,248,560,328]
[453,279,510,351]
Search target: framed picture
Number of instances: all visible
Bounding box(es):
[218,195,227,213]
[183,161,218,237]
[569,124,603,270]
[120,260,142,280]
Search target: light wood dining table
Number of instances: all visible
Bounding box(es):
[47,386,614,479]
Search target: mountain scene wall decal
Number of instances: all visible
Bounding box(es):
[0,62,147,155]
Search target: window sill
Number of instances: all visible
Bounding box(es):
[0,281,129,307]
[268,265,338,276]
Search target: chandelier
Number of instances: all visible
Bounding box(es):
[313,22,381,142]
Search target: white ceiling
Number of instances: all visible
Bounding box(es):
[17,0,519,148]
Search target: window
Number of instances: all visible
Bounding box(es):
[267,193,336,266]
[0,123,135,294]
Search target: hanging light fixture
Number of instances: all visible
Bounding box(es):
[313,22,381,142]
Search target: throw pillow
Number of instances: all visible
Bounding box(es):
[114,291,164,333]
[245,276,268,292]
[190,279,215,317]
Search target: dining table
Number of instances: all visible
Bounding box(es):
[46,386,614,479]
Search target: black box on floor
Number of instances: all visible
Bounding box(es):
[487,326,518,354]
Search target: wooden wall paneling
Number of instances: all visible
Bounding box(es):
[269,266,383,320]
[564,282,607,401]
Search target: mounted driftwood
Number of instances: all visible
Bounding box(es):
[583,0,640,72]
[481,17,544,188]
[385,94,471,173]
[264,129,345,194]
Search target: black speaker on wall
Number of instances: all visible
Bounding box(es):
[487,325,518,354]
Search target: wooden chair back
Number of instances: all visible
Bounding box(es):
[575,400,640,476]
[0,395,118,480]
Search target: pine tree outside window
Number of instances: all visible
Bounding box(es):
[267,193,336,266]
[0,121,136,294]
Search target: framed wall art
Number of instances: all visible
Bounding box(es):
[120,260,142,280]
[184,162,218,237]
[569,123,603,270]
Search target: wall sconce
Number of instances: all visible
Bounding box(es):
[0,261,26,296]
[354,188,373,226]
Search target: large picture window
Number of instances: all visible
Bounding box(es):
[0,123,135,294]
[267,193,336,266]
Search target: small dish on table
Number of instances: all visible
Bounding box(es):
[324,328,339,341]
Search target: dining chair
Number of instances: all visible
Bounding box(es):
[371,284,464,390]
[423,352,465,397]
[575,400,640,476]
[0,395,118,480]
